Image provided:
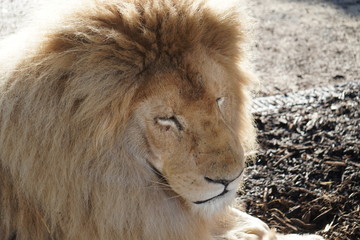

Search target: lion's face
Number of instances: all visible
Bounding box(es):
[126,58,245,214]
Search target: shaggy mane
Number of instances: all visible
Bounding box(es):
[47,0,247,71]
[0,0,256,239]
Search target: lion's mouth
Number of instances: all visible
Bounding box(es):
[193,189,229,205]
[193,170,244,205]
[148,162,239,205]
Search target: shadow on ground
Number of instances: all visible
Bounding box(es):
[299,0,360,16]
[329,0,360,15]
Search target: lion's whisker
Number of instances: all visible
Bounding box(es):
[165,194,182,201]
[147,180,172,188]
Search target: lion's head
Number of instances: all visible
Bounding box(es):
[0,0,256,238]
[126,56,246,212]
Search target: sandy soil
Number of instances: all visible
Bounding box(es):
[248,0,360,96]
[1,0,359,97]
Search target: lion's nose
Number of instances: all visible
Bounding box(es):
[204,168,244,187]
[204,176,232,186]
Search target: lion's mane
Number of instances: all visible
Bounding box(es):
[0,0,256,239]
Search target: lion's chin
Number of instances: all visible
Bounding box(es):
[193,189,229,205]
[189,190,236,218]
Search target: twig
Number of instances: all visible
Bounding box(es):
[271,213,298,231]
[273,152,295,167]
[263,187,269,212]
[289,218,316,230]
[348,161,360,168]
[324,161,346,167]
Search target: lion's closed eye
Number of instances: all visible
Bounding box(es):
[155,116,184,131]
[216,97,225,109]
[216,97,233,122]
[216,97,228,116]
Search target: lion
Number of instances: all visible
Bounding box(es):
[0,0,324,239]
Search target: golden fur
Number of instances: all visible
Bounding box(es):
[0,0,324,239]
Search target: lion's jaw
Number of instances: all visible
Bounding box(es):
[126,69,245,216]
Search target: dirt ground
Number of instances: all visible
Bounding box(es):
[240,82,360,240]
[247,0,360,96]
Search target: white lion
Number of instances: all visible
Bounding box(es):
[0,0,325,239]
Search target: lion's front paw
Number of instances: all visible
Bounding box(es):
[303,235,325,240]
[220,208,276,240]
[222,229,276,240]
[215,208,325,240]
[275,234,325,240]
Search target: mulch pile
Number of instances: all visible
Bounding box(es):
[239,84,360,240]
